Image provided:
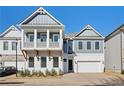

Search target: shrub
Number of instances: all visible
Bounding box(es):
[37,71,44,77]
[32,71,38,76]
[45,69,51,76]
[59,69,64,76]
[18,70,26,77]
[25,69,31,77]
[51,69,57,76]
[121,70,124,74]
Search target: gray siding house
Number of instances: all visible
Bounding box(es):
[105,24,124,72]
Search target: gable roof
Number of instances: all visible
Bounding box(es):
[0,25,21,37]
[74,25,103,38]
[105,24,124,41]
[20,7,64,26]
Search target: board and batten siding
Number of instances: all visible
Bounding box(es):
[25,14,59,25]
[73,40,104,53]
[105,32,122,72]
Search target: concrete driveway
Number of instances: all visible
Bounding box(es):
[0,72,124,86]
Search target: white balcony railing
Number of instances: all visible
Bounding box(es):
[49,42,59,48]
[23,42,34,48]
[37,41,47,48]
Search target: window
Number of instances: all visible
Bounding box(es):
[95,41,99,50]
[29,34,34,42]
[29,57,34,68]
[41,57,46,67]
[53,34,59,42]
[12,42,16,50]
[63,41,67,53]
[40,33,47,42]
[78,41,83,50]
[3,41,8,50]
[63,59,67,62]
[68,40,73,54]
[87,41,91,50]
[53,57,59,67]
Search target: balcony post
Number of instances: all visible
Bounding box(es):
[21,29,24,49]
[59,29,63,49]
[34,29,37,49]
[47,29,50,49]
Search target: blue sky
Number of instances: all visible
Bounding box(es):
[0,6,124,36]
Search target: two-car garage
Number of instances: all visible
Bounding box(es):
[77,61,104,73]
[73,54,104,73]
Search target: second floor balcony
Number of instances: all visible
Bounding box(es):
[21,29,63,50]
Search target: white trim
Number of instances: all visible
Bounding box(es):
[21,29,24,49]
[19,7,64,26]
[34,29,37,48]
[47,29,49,48]
[74,25,104,38]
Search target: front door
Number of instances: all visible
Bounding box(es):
[68,60,73,72]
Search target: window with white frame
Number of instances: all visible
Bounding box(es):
[12,42,16,50]
[3,41,8,50]
[28,34,34,42]
[95,41,99,50]
[40,33,47,42]
[29,57,34,68]
[87,41,91,50]
[53,34,59,42]
[78,41,83,50]
[53,57,59,67]
[41,57,46,67]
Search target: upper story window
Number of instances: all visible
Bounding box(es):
[3,41,8,50]
[87,41,91,50]
[63,41,67,53]
[12,42,16,50]
[68,40,73,54]
[28,34,34,42]
[40,33,47,42]
[53,34,59,42]
[78,41,83,50]
[95,41,99,50]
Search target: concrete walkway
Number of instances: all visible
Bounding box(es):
[0,72,124,86]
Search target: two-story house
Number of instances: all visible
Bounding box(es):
[105,24,124,73]
[63,25,104,73]
[20,7,64,73]
[0,7,105,73]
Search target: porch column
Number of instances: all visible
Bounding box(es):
[21,29,24,49]
[34,29,37,49]
[59,29,63,49]
[47,29,50,49]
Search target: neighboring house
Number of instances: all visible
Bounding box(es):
[105,24,124,72]
[0,25,25,70]
[0,7,105,73]
[63,25,105,73]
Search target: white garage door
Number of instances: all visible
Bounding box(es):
[77,61,102,73]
